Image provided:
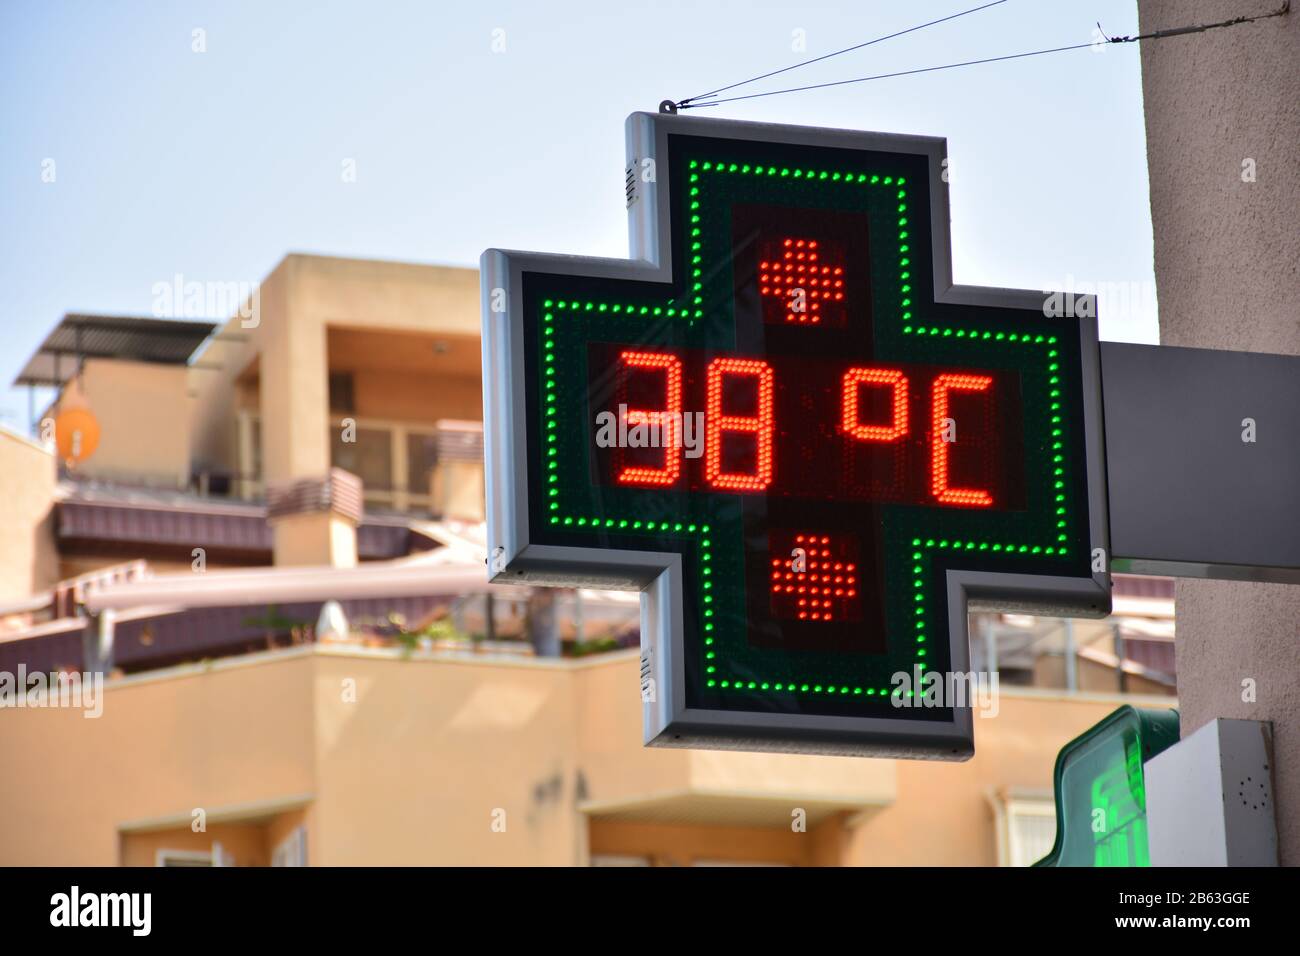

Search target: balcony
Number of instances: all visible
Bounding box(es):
[574,654,897,835]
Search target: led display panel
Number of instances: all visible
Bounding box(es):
[481,114,1109,757]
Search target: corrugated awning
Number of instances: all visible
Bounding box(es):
[12,314,218,387]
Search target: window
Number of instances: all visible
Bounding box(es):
[327,416,440,513]
[155,849,212,867]
[992,792,1057,867]
[251,417,262,480]
[244,412,448,513]
[154,842,234,867]
[407,431,439,499]
[328,372,355,414]
[332,426,393,491]
[590,854,651,866]
[271,826,308,867]
[234,410,264,500]
[691,859,790,867]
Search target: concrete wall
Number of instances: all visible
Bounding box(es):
[0,427,59,603]
[1138,0,1300,863]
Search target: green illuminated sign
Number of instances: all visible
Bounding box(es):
[481,113,1111,757]
[1037,705,1180,866]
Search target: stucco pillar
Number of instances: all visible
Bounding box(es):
[259,258,331,485]
[1138,1,1300,862]
[267,468,362,568]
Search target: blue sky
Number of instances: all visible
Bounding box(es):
[0,0,1157,432]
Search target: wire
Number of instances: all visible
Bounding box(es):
[681,0,1009,108]
[682,41,1098,109]
[675,1,1290,111]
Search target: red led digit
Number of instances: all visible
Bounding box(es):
[931,372,995,507]
[705,357,774,491]
[842,367,908,442]
[616,350,683,487]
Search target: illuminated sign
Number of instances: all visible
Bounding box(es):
[481,113,1110,758]
[1036,706,1180,866]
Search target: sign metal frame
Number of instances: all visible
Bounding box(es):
[481,112,1111,758]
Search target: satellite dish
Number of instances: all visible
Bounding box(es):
[54,379,100,466]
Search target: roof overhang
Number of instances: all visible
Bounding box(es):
[13,314,218,387]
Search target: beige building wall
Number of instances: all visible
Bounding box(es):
[0,645,1144,866]
[1138,0,1300,863]
[58,359,193,489]
[0,653,314,865]
[588,817,847,866]
[0,427,59,603]
[309,651,585,865]
[351,368,482,423]
[269,511,358,569]
[188,255,481,488]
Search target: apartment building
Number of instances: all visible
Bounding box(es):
[0,253,1175,866]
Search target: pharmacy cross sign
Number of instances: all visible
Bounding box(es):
[481,112,1109,758]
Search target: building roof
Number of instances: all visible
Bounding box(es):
[12,313,218,387]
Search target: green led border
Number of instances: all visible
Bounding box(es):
[902,331,1071,688]
[683,160,912,323]
[536,154,1079,702]
[540,302,720,653]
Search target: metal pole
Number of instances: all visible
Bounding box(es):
[982,615,997,677]
[1063,619,1077,693]
[1113,622,1128,694]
